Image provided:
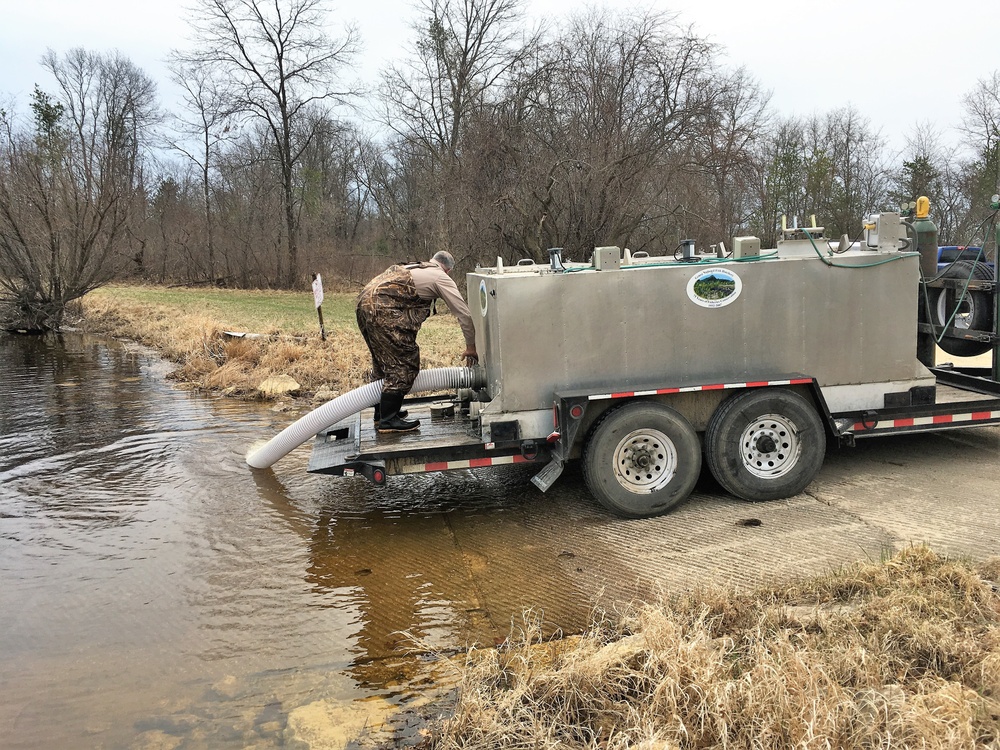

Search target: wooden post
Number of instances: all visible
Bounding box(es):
[311,273,326,341]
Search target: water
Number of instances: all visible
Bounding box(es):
[0,332,593,749]
[9,332,995,748]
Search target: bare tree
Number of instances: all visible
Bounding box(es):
[177,0,360,287]
[164,62,235,281]
[961,71,1000,219]
[0,50,157,330]
[374,0,539,264]
[821,107,888,236]
[478,9,723,259]
[214,123,286,286]
[380,0,537,162]
[747,108,887,245]
[749,118,805,247]
[689,66,771,242]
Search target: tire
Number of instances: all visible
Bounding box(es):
[705,388,826,502]
[582,401,701,518]
[932,260,993,357]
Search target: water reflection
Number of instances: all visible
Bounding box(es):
[0,331,595,749]
[252,469,499,693]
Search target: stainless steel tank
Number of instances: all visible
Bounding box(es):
[469,244,930,413]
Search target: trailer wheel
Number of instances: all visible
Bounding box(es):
[932,260,993,357]
[583,402,701,518]
[705,389,825,502]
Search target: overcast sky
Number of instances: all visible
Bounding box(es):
[1,0,995,158]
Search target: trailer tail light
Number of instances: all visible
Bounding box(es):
[570,404,584,419]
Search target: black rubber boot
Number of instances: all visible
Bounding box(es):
[376,392,420,433]
[372,403,407,424]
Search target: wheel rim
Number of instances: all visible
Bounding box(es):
[739,413,801,479]
[612,428,677,493]
[936,291,974,330]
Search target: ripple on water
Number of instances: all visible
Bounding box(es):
[9,333,998,745]
[1,332,561,749]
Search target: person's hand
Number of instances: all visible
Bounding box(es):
[462,348,479,366]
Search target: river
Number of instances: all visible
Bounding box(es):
[0,331,594,749]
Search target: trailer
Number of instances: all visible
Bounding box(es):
[307,203,1000,518]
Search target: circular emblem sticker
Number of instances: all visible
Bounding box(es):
[479,279,488,317]
[686,267,742,308]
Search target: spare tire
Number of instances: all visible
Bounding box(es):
[932,260,994,357]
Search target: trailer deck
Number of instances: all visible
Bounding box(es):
[308,395,548,483]
[837,366,1000,439]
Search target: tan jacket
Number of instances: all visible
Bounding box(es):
[410,263,477,349]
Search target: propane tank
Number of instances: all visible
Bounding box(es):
[912,196,938,278]
[912,196,937,367]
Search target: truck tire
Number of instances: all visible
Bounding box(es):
[932,260,993,357]
[705,389,825,502]
[582,402,701,518]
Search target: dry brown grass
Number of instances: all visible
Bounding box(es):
[430,547,1000,749]
[80,286,466,399]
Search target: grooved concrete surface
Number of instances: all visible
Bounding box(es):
[423,424,1000,645]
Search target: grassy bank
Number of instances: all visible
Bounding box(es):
[429,547,1000,749]
[80,284,468,399]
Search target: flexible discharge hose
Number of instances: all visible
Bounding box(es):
[246,366,486,469]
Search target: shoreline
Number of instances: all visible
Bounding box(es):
[78,284,467,407]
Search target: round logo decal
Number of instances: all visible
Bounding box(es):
[686,267,742,308]
[479,279,488,317]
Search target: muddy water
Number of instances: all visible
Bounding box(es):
[0,332,595,749]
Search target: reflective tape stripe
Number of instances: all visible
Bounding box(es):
[851,410,1000,432]
[400,454,533,474]
[590,378,812,401]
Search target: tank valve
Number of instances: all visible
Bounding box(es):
[548,247,565,272]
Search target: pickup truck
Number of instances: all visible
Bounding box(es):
[937,246,986,270]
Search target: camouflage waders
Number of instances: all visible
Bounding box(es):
[355,263,434,396]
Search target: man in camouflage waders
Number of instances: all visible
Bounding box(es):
[356,250,478,432]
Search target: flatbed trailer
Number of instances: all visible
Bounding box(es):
[303,206,1000,518]
[308,363,1000,513]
